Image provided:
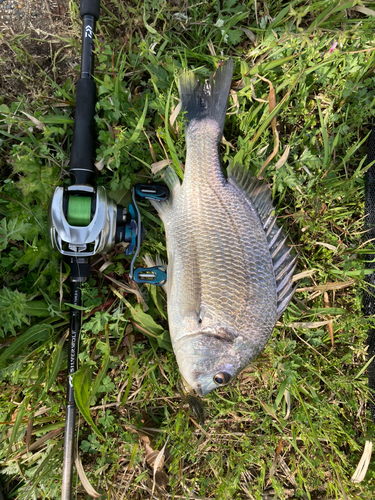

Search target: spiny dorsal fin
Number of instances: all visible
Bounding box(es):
[228,163,297,318]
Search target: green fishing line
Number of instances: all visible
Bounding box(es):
[67,196,92,226]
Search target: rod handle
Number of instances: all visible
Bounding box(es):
[80,0,100,19]
[61,403,76,500]
[70,78,96,185]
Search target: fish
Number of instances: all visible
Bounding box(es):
[151,59,297,396]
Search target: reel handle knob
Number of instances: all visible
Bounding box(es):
[135,183,170,202]
[133,266,167,286]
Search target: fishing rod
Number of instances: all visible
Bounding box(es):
[48,1,168,498]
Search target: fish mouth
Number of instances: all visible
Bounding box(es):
[179,373,203,397]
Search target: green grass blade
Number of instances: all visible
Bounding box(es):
[0,324,53,365]
[317,99,330,168]
[165,84,184,178]
[23,299,52,318]
[43,333,66,395]
[127,96,148,145]
[120,357,136,407]
[294,386,326,461]
[7,395,30,459]
[88,327,111,399]
[248,55,297,77]
[72,363,104,440]
[249,72,302,151]
[273,378,289,411]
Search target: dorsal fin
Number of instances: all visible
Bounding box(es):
[228,163,297,318]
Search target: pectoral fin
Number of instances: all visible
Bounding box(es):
[150,166,181,222]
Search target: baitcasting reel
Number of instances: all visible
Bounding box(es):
[48,182,168,285]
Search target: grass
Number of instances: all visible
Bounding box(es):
[1,0,375,498]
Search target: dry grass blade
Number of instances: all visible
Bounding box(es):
[143,130,157,162]
[26,416,33,452]
[353,6,375,16]
[256,75,279,177]
[258,400,281,423]
[139,434,169,498]
[33,406,51,418]
[284,389,291,419]
[278,456,298,487]
[169,100,182,132]
[268,439,283,481]
[250,72,302,149]
[288,321,331,329]
[351,441,373,483]
[15,428,63,459]
[221,135,235,148]
[107,277,147,307]
[207,40,216,56]
[315,241,337,252]
[324,291,334,347]
[275,145,290,169]
[151,439,168,497]
[21,111,46,130]
[75,453,103,498]
[151,159,173,174]
[28,428,63,452]
[296,279,355,292]
[293,269,317,281]
[227,89,240,115]
[95,157,105,171]
[98,260,113,273]
[239,26,256,42]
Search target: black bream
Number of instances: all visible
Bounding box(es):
[151,59,296,396]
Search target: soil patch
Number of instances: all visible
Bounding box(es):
[0,0,77,103]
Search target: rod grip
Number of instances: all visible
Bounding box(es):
[80,0,100,19]
[61,404,76,500]
[70,78,96,185]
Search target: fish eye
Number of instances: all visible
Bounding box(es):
[213,372,231,385]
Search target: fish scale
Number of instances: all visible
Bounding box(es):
[151,59,296,396]
[186,126,271,304]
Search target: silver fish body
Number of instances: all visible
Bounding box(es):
[152,60,296,396]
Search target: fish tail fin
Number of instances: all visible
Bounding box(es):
[178,58,233,139]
